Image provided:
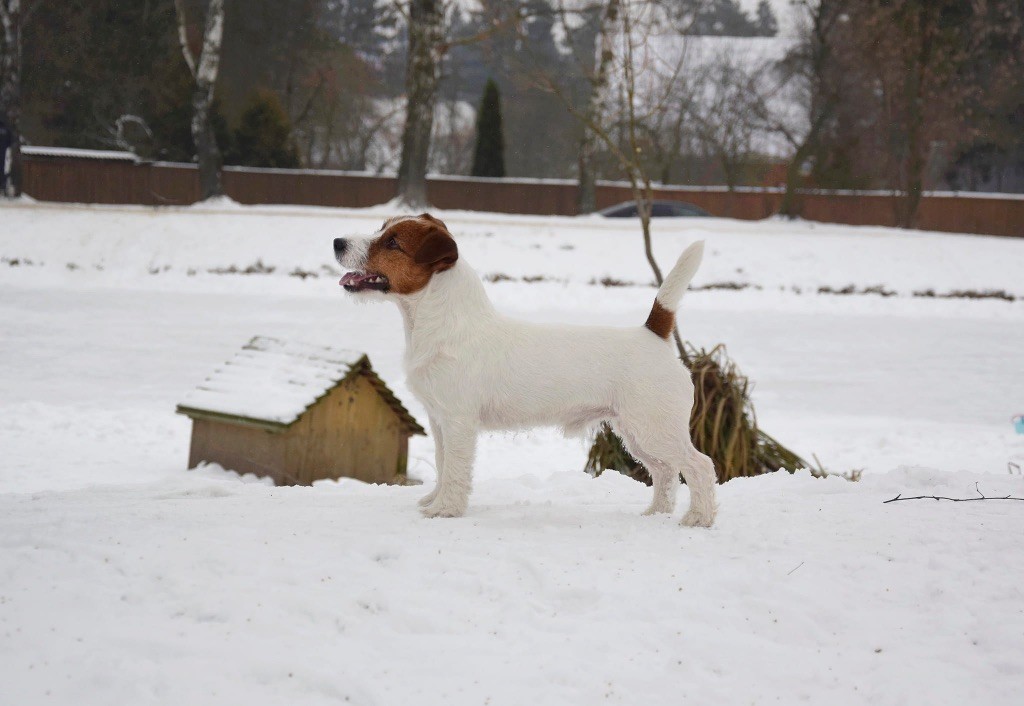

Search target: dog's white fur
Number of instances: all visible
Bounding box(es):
[338,229,717,527]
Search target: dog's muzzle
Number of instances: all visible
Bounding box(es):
[334,236,389,292]
[333,238,348,260]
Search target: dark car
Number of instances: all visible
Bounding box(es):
[598,200,710,218]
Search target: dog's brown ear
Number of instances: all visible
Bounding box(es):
[414,226,458,271]
[418,212,448,231]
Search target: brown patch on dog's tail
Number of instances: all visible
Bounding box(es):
[645,300,675,339]
[642,241,705,341]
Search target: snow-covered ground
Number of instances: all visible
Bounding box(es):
[2,200,1023,705]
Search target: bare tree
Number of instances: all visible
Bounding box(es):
[393,0,526,207]
[685,50,765,195]
[771,0,849,217]
[174,0,226,201]
[543,1,709,211]
[287,43,402,173]
[432,97,475,175]
[576,0,620,214]
[395,0,446,207]
[0,0,22,198]
[561,0,807,481]
[613,1,684,322]
[538,0,694,354]
[812,0,1020,227]
[866,1,962,228]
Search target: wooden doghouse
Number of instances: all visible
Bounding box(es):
[176,336,425,485]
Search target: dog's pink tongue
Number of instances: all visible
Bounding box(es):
[339,272,362,287]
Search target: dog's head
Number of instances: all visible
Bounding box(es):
[334,213,458,298]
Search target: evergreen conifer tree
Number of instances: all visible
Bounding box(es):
[471,78,506,178]
[756,0,778,37]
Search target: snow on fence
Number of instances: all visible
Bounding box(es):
[19,150,1024,237]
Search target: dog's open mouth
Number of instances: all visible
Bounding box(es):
[340,270,390,292]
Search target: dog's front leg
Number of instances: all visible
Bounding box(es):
[420,417,477,518]
[417,416,445,507]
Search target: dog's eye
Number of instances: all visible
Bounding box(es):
[385,236,399,250]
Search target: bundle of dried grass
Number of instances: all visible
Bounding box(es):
[585,345,808,484]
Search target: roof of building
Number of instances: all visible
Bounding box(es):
[176,336,425,435]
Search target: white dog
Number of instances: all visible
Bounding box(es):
[334,213,717,527]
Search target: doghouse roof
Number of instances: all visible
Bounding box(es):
[176,336,425,435]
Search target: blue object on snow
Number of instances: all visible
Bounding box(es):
[1015,415,1024,434]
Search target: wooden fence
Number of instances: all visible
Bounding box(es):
[19,152,1024,237]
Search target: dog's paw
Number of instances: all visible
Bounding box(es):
[417,488,438,507]
[642,497,675,516]
[680,508,715,528]
[420,499,467,518]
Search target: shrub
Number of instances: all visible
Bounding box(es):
[230,90,299,169]
[585,345,808,484]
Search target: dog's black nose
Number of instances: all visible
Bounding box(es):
[333,238,347,255]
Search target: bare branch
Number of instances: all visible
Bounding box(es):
[111,114,152,153]
[884,483,1024,504]
[443,5,529,52]
[391,0,411,22]
[173,0,197,78]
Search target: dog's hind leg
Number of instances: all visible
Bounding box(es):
[421,417,477,518]
[616,416,717,527]
[418,416,445,507]
[676,442,717,527]
[614,424,678,515]
[642,456,680,516]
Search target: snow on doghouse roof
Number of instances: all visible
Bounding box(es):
[176,336,424,434]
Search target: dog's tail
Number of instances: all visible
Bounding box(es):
[643,240,704,341]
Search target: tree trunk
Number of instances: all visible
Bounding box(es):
[396,0,444,209]
[616,3,686,364]
[894,6,933,230]
[779,121,822,219]
[175,0,226,201]
[192,86,222,200]
[633,169,688,364]
[576,0,620,215]
[898,66,926,229]
[779,1,846,219]
[778,150,805,218]
[720,152,739,218]
[898,138,925,229]
[576,141,597,214]
[0,0,22,198]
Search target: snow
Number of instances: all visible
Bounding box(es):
[21,145,138,161]
[177,336,368,426]
[2,200,1024,705]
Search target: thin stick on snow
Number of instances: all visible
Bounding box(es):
[883,482,1024,504]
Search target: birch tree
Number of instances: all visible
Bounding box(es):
[393,0,525,208]
[174,0,226,201]
[395,0,446,208]
[576,0,619,214]
[0,0,22,198]
[538,0,692,347]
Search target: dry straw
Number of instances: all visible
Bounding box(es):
[586,345,807,484]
